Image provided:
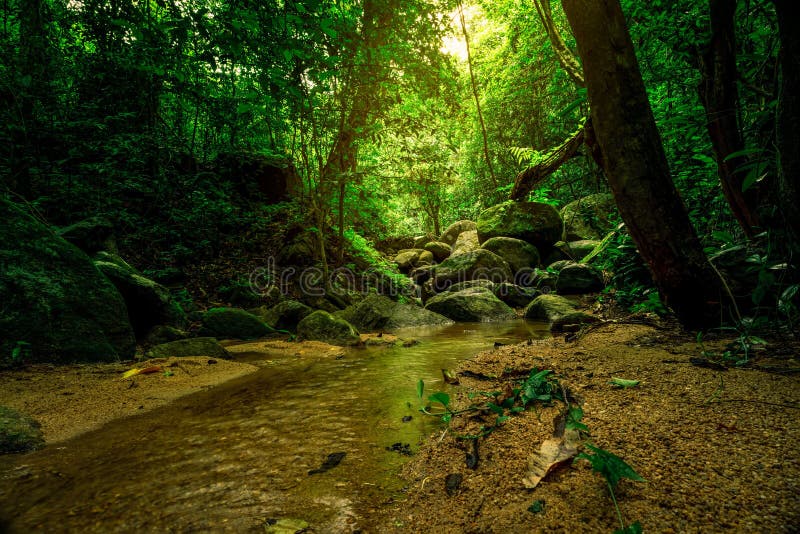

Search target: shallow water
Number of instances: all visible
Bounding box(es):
[0,320,548,533]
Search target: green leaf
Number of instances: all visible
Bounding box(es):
[416,379,424,400]
[487,402,504,415]
[527,500,545,514]
[428,391,450,408]
[609,377,640,389]
[577,444,645,489]
[614,521,643,534]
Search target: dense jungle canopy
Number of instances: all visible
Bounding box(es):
[1,0,798,335]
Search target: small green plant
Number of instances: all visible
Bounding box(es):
[4,341,31,368]
[417,368,566,438]
[697,320,767,367]
[576,444,645,534]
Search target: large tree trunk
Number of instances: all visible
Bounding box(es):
[562,0,725,328]
[697,0,759,237]
[772,0,800,244]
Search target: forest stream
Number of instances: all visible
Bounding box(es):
[0,320,549,533]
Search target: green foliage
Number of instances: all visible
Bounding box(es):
[576,443,645,533]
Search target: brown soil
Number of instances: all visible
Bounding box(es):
[0,357,259,444]
[364,322,800,533]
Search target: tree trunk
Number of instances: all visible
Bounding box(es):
[459,1,497,189]
[697,0,759,237]
[772,0,800,244]
[562,0,725,328]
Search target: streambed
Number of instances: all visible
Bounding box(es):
[0,320,548,532]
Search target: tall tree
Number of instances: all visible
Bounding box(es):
[561,0,725,327]
[772,0,800,244]
[697,0,759,237]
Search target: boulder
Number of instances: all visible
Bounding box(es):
[337,294,452,331]
[425,288,516,322]
[550,312,601,332]
[524,294,579,321]
[144,325,188,346]
[94,256,186,339]
[556,263,605,294]
[375,236,415,255]
[451,230,480,256]
[0,198,135,363]
[477,201,563,249]
[256,300,313,331]
[413,235,435,249]
[57,216,116,255]
[547,240,601,263]
[394,248,432,273]
[481,237,541,273]
[431,249,513,290]
[146,337,232,359]
[297,311,361,346]
[560,193,617,240]
[439,220,478,246]
[493,282,539,308]
[410,265,435,285]
[447,279,497,292]
[0,406,45,454]
[424,241,452,262]
[200,307,274,339]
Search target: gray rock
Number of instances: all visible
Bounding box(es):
[481,237,541,272]
[0,406,45,454]
[95,256,186,339]
[424,241,452,262]
[451,230,480,256]
[560,193,617,240]
[297,311,361,346]
[337,294,452,331]
[439,220,478,246]
[200,307,274,339]
[146,337,232,359]
[425,288,516,322]
[0,198,135,363]
[556,263,605,294]
[477,201,563,249]
[550,240,602,263]
[432,249,513,290]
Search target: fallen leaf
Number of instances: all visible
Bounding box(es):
[121,366,163,379]
[609,377,640,389]
[522,428,580,489]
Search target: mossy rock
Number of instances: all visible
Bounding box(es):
[0,198,135,363]
[145,337,231,360]
[523,294,578,322]
[432,249,513,289]
[476,201,563,249]
[451,230,480,256]
[297,311,360,346]
[95,257,187,339]
[337,294,452,331]
[257,300,313,332]
[481,237,541,272]
[144,325,188,346]
[439,220,477,246]
[58,216,117,255]
[200,307,274,339]
[0,406,45,454]
[560,193,617,240]
[425,288,515,322]
[493,282,539,308]
[447,279,497,293]
[423,241,452,262]
[556,263,605,294]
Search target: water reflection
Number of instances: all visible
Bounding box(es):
[0,320,548,533]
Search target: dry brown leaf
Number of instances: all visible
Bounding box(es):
[522,428,580,489]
